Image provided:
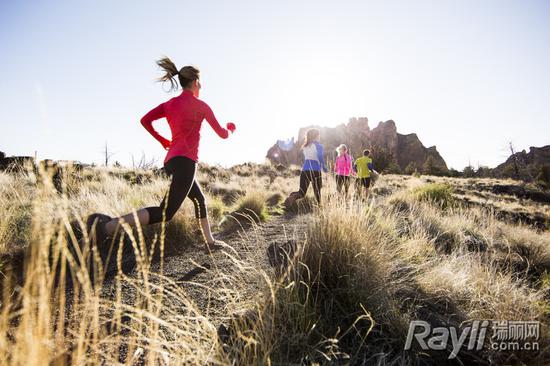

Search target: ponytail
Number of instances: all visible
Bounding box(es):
[156,56,200,92]
[156,57,180,92]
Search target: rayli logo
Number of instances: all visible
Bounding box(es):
[404,320,540,359]
[404,320,489,359]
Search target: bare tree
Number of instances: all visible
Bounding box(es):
[103,141,115,167]
[131,151,158,170]
[508,141,519,179]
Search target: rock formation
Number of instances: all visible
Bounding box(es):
[266,117,448,173]
[493,145,550,180]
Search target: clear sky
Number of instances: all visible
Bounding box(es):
[1,0,549,170]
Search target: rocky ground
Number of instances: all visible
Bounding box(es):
[94,213,312,330]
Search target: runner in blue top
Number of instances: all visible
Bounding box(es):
[294,128,327,204]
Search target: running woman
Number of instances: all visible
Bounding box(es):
[287,128,327,205]
[354,149,374,199]
[334,144,353,196]
[87,57,236,251]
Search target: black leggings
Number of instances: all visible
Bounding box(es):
[297,170,322,203]
[145,156,207,224]
[335,174,351,195]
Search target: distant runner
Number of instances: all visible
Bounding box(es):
[87,57,236,252]
[334,144,353,196]
[354,149,374,199]
[285,128,327,206]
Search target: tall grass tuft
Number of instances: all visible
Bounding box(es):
[412,183,456,208]
[221,198,417,364]
[221,190,269,232]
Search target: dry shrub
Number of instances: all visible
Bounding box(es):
[207,195,228,223]
[415,254,549,364]
[490,222,550,278]
[0,171,36,253]
[224,198,416,365]
[412,183,456,208]
[418,254,543,320]
[221,191,269,232]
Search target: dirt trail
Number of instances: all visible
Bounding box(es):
[101,213,311,325]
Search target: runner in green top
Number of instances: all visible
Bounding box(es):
[354,149,374,198]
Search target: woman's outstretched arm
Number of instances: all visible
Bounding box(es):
[140,103,171,149]
[202,102,232,139]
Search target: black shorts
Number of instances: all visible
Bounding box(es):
[359,177,371,188]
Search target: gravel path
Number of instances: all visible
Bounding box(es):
[99,213,312,326]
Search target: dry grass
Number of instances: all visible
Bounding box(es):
[0,171,34,254]
[0,165,548,364]
[220,190,270,232]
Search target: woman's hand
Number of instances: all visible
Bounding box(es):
[226,122,236,133]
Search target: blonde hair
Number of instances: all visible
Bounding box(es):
[156,57,200,92]
[336,144,348,155]
[302,129,320,149]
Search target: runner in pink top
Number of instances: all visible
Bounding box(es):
[140,89,232,163]
[334,144,353,196]
[334,152,353,176]
[87,57,236,252]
